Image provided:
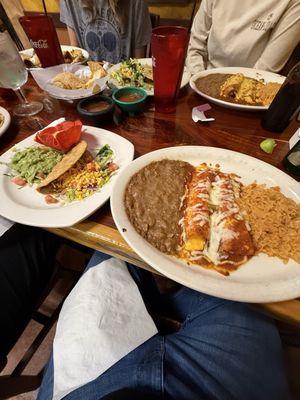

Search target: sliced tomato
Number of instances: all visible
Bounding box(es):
[11,176,27,186]
[35,120,82,152]
[107,162,119,172]
[45,194,59,204]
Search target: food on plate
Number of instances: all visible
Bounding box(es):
[22,53,42,68]
[256,82,282,106]
[0,113,4,127]
[38,143,118,203]
[35,120,82,152]
[110,58,153,91]
[180,166,212,252]
[220,74,281,105]
[179,165,255,275]
[260,138,277,154]
[21,48,85,68]
[52,61,106,90]
[124,160,299,275]
[195,73,281,106]
[63,48,85,64]
[3,120,118,205]
[124,160,194,254]
[117,92,144,102]
[237,184,300,264]
[83,101,111,112]
[4,146,63,185]
[52,72,87,90]
[37,140,88,189]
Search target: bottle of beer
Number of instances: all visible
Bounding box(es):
[261,62,300,133]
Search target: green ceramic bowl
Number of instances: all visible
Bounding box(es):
[112,87,147,115]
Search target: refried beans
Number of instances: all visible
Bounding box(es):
[195,73,232,100]
[124,160,194,254]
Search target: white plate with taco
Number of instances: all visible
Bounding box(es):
[0,120,134,227]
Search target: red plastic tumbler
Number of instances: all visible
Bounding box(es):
[19,15,64,68]
[151,26,188,113]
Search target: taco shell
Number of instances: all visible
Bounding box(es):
[143,65,153,81]
[37,140,87,190]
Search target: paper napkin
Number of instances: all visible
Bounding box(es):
[52,256,158,400]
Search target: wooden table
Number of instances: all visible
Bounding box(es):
[1,79,300,326]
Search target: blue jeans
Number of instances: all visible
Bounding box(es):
[38,252,289,400]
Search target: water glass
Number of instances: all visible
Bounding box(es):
[0,31,43,116]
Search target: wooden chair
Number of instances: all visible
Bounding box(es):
[0,242,90,399]
[0,2,24,50]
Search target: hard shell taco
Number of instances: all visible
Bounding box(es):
[37,141,118,204]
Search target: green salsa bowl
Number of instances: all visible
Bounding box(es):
[112,87,147,116]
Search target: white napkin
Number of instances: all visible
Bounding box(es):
[0,216,14,237]
[289,128,300,149]
[0,118,65,235]
[53,256,158,400]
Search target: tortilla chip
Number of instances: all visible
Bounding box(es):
[37,140,87,189]
[143,65,153,81]
[52,72,87,89]
[87,61,107,78]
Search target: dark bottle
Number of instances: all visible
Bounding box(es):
[261,61,300,133]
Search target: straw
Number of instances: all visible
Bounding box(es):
[41,0,48,16]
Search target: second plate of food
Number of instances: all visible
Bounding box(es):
[111,146,300,303]
[19,45,89,70]
[190,67,285,111]
[108,58,191,96]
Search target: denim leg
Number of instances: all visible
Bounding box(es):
[63,335,163,400]
[37,353,54,400]
[163,290,289,400]
[38,254,164,400]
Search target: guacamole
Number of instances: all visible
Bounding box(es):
[9,146,63,184]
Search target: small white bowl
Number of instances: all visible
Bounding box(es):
[0,106,11,137]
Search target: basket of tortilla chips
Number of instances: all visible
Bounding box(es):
[31,61,108,100]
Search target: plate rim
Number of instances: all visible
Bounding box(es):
[110,145,300,303]
[189,67,286,111]
[0,125,134,228]
[0,106,11,137]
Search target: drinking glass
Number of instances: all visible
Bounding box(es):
[151,26,188,113]
[0,31,43,116]
[19,15,64,68]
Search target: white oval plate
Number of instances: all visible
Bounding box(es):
[0,126,134,228]
[0,106,11,137]
[108,58,191,96]
[189,67,285,111]
[111,146,300,303]
[19,45,89,70]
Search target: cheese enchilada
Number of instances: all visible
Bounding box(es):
[180,166,255,275]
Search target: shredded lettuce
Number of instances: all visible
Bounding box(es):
[95,144,114,168]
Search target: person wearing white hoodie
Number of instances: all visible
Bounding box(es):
[186,0,300,75]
